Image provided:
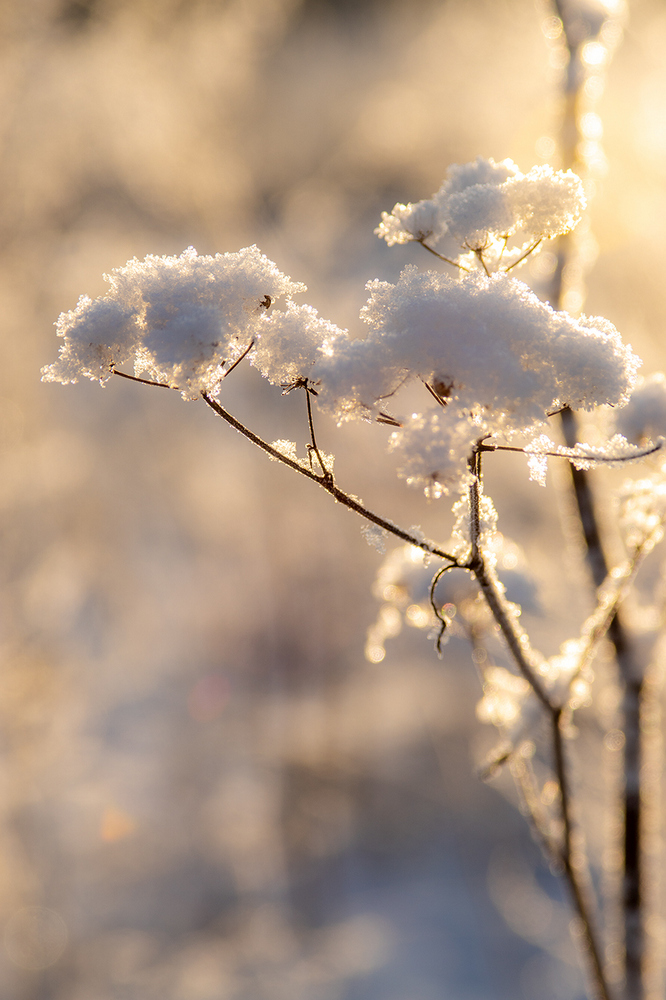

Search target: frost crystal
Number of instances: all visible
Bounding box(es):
[42,246,308,400]
[361,523,389,553]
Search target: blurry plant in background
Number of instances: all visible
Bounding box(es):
[4,0,666,999]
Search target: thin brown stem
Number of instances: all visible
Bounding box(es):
[303,383,332,482]
[200,391,460,565]
[553,711,613,1000]
[465,447,552,709]
[479,439,662,464]
[416,238,470,271]
[474,248,491,276]
[112,368,172,389]
[560,403,644,1000]
[503,238,543,273]
[223,338,255,378]
[466,444,613,1000]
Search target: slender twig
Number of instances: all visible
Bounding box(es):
[376,411,403,427]
[416,238,470,271]
[497,234,510,268]
[474,248,491,276]
[223,338,255,379]
[547,2,638,990]
[429,562,460,654]
[465,447,552,709]
[503,238,543,273]
[302,381,332,482]
[112,368,172,389]
[200,391,460,565]
[479,439,662,464]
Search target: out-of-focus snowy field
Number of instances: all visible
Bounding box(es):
[3,0,666,997]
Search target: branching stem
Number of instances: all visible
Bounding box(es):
[466,445,612,1000]
[416,238,470,271]
[200,391,459,564]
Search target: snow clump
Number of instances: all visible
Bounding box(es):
[41,246,338,400]
[313,266,640,493]
[376,157,585,268]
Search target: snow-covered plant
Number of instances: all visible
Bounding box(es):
[42,155,665,998]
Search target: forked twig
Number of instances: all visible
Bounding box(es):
[200,390,460,565]
[465,443,612,1000]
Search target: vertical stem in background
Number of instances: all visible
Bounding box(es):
[546,4,645,997]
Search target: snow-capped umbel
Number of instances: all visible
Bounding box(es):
[375,157,585,264]
[312,267,639,491]
[42,246,309,400]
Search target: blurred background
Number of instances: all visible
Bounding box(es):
[2,0,666,997]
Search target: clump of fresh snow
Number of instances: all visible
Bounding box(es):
[42,246,310,400]
[376,158,586,267]
[313,266,639,494]
[250,301,347,387]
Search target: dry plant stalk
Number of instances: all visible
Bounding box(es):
[41,3,666,999]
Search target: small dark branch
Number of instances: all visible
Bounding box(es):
[623,675,643,1000]
[223,339,255,379]
[429,563,459,655]
[479,438,662,464]
[416,238,470,271]
[376,411,403,428]
[472,557,553,711]
[200,391,460,564]
[303,382,333,483]
[503,238,543,273]
[552,710,614,1000]
[424,380,445,406]
[560,404,645,998]
[423,380,452,407]
[560,407,609,588]
[112,368,172,389]
[474,247,491,276]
